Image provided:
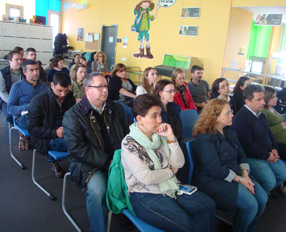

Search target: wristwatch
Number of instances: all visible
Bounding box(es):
[238,176,242,183]
[167,137,177,144]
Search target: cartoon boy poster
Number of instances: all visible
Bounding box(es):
[131,1,160,59]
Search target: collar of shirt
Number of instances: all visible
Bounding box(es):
[89,100,106,115]
[218,94,231,102]
[244,105,261,118]
[10,68,21,75]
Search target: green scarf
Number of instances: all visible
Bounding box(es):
[129,122,179,198]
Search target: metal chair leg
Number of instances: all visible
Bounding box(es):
[31,149,55,200]
[9,123,24,169]
[215,214,233,226]
[107,211,113,232]
[62,172,82,232]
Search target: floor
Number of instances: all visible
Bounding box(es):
[1,111,286,232]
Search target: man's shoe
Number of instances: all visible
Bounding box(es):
[279,183,286,197]
[113,213,135,230]
[51,161,65,178]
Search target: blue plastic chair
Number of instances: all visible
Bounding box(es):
[9,120,31,169]
[31,150,68,200]
[180,109,198,142]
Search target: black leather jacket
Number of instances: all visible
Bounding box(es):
[63,96,130,189]
[28,87,75,156]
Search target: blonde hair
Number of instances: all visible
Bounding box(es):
[94,51,106,63]
[171,68,184,88]
[193,99,229,138]
[141,67,156,94]
[69,63,87,83]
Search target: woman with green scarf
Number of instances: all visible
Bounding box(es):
[121,94,216,232]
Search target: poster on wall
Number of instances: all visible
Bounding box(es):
[255,13,283,26]
[131,0,176,59]
[179,25,198,36]
[181,7,200,18]
[77,28,84,42]
[123,37,128,48]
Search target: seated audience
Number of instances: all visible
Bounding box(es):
[91,51,108,74]
[121,94,216,232]
[7,60,48,129]
[47,55,69,82]
[210,78,237,115]
[79,56,92,74]
[70,64,87,103]
[233,76,251,112]
[193,98,268,232]
[68,54,80,70]
[108,63,136,121]
[188,65,210,112]
[26,47,47,82]
[63,73,130,232]
[154,79,183,139]
[43,58,53,73]
[171,68,197,111]
[136,67,158,96]
[233,84,286,193]
[28,73,75,178]
[0,51,25,123]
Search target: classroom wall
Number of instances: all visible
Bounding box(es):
[232,0,286,7]
[62,0,232,84]
[222,8,253,80]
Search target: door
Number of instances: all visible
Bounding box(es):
[47,10,62,47]
[101,25,117,72]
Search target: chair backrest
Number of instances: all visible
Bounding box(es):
[185,139,195,185]
[180,109,198,141]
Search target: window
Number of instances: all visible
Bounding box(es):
[6,4,23,20]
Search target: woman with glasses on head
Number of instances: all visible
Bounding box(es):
[91,51,108,74]
[136,67,158,96]
[121,94,216,232]
[69,64,87,103]
[192,98,267,232]
[210,78,237,115]
[48,55,69,82]
[108,63,137,121]
[154,79,183,140]
[171,68,197,111]
[233,76,251,112]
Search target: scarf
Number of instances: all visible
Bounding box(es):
[129,122,179,198]
[177,84,188,108]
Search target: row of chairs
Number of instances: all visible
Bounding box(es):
[8,109,203,232]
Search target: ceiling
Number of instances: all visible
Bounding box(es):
[237,6,286,23]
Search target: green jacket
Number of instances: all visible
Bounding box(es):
[261,108,286,144]
[106,149,135,215]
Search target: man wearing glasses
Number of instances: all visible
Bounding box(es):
[28,72,75,178]
[63,73,130,232]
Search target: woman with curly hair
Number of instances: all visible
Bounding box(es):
[233,76,251,112]
[136,67,158,96]
[91,51,108,74]
[192,98,267,232]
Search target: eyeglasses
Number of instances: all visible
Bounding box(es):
[88,85,108,91]
[176,77,185,81]
[55,89,69,95]
[219,83,229,89]
[163,89,175,94]
[223,110,233,116]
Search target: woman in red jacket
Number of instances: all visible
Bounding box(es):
[171,68,197,111]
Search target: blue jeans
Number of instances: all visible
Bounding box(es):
[233,179,268,232]
[248,158,286,192]
[118,101,134,122]
[48,138,67,163]
[0,102,13,123]
[130,191,216,232]
[86,169,108,232]
[16,114,28,130]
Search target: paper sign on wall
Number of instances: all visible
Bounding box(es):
[94,33,99,40]
[255,14,283,26]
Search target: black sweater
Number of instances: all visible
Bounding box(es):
[232,106,278,160]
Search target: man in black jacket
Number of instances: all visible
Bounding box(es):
[63,73,130,232]
[28,73,75,178]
